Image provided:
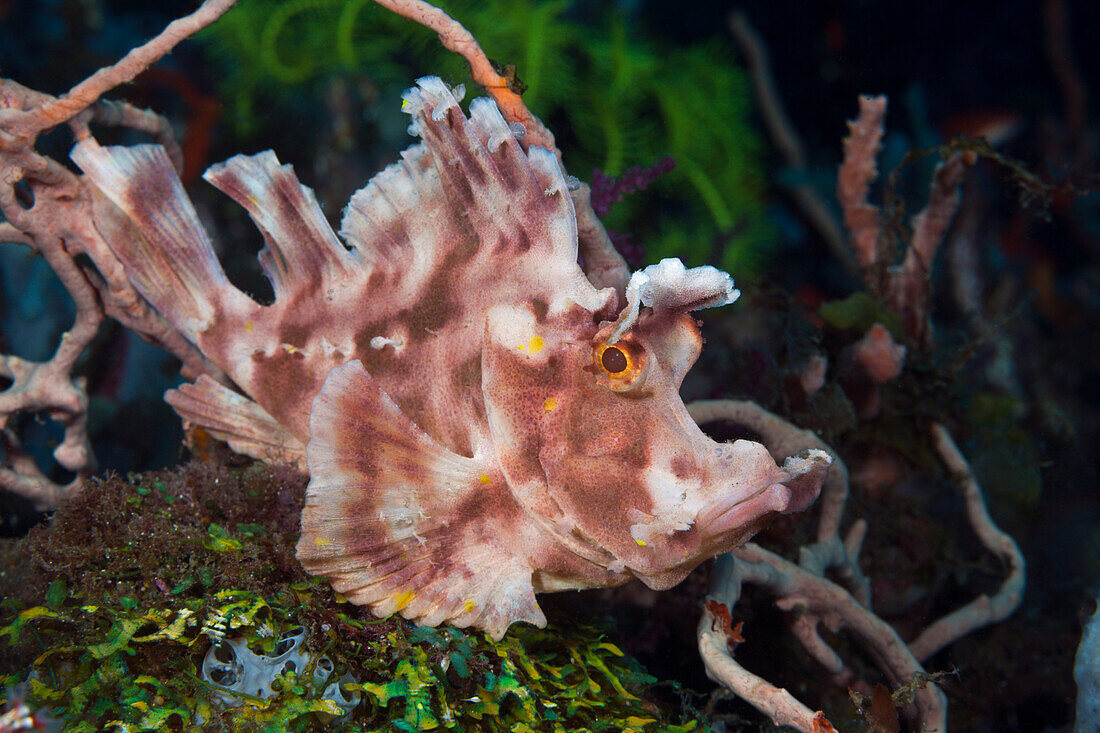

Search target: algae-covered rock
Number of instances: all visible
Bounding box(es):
[0,459,705,731]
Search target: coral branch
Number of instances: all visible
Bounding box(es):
[909,423,1027,661]
[572,181,630,299]
[689,401,1019,728]
[4,0,238,138]
[891,152,974,344]
[837,96,973,345]
[838,96,887,273]
[700,549,947,733]
[0,230,98,508]
[371,0,554,153]
[0,221,32,246]
[699,599,829,732]
[85,99,184,174]
[0,2,232,509]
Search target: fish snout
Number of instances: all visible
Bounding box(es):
[697,443,833,538]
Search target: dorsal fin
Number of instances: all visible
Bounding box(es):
[71,141,252,337]
[203,151,357,300]
[340,77,583,302]
[297,361,546,640]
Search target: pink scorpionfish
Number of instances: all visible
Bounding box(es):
[72,78,832,639]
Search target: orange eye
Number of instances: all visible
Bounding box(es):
[594,339,646,390]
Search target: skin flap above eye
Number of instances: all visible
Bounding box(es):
[607,258,740,344]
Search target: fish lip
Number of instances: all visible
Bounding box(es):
[696,479,793,537]
[697,448,834,535]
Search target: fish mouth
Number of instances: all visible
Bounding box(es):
[696,447,833,537]
[695,480,793,538]
[625,480,794,592]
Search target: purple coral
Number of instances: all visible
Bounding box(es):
[589,157,676,219]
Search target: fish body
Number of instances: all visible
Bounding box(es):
[73,78,831,639]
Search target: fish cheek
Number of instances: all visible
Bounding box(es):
[540,384,659,557]
[480,328,568,510]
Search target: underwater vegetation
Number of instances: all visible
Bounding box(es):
[0,460,705,731]
[195,0,772,275]
[5,0,1098,729]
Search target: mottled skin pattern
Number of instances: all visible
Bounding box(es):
[74,79,590,462]
[482,302,820,594]
[72,77,831,639]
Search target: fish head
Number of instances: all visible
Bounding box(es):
[483,260,832,591]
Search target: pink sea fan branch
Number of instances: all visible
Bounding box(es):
[838,95,888,273]
[0,2,235,509]
[692,400,1023,732]
[837,96,974,346]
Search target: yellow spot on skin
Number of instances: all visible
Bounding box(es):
[543,397,557,411]
[393,589,416,611]
[281,343,300,354]
[244,320,254,333]
[314,537,331,547]
[527,335,545,353]
[463,599,477,613]
[635,538,647,546]
[401,98,410,110]
[478,474,492,485]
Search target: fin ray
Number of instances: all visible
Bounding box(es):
[204,152,357,300]
[339,77,579,303]
[72,140,250,337]
[165,376,306,468]
[297,360,543,639]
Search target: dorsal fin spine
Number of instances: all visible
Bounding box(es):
[204,152,358,302]
[71,140,248,338]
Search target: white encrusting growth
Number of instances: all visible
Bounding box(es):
[609,258,741,343]
[370,334,406,353]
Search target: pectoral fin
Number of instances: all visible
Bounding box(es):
[165,376,306,469]
[297,360,544,639]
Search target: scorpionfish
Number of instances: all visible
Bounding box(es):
[72,77,831,639]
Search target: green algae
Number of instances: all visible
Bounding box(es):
[195,0,772,275]
[0,460,706,732]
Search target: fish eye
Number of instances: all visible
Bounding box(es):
[594,339,646,390]
[601,346,628,374]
